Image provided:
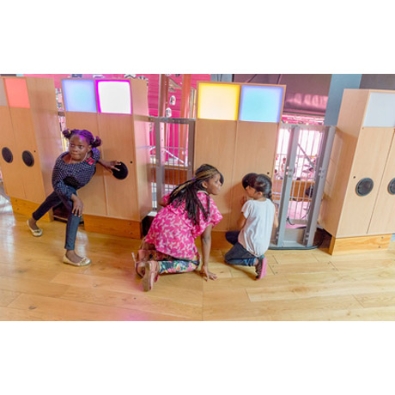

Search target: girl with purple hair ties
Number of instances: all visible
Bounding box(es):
[27,129,120,266]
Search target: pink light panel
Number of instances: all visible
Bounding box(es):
[4,78,30,108]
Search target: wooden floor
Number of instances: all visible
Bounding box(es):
[1,187,395,321]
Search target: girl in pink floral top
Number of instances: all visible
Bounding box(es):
[135,164,223,291]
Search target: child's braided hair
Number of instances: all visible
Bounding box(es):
[168,164,224,226]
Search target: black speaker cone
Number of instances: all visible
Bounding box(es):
[112,162,128,180]
[356,177,374,196]
[1,147,13,163]
[22,150,34,167]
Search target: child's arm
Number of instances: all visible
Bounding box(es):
[237,211,247,229]
[273,212,279,228]
[159,194,170,207]
[97,159,121,172]
[236,197,249,229]
[199,224,217,281]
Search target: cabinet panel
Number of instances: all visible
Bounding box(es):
[194,119,237,231]
[98,113,139,220]
[337,127,392,237]
[369,130,395,233]
[230,121,278,229]
[0,106,26,198]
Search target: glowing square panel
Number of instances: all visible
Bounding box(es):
[239,85,284,122]
[0,79,7,106]
[96,80,132,114]
[197,83,240,120]
[363,92,395,127]
[62,79,97,112]
[4,78,30,108]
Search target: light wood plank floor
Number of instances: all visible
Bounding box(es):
[1,188,395,321]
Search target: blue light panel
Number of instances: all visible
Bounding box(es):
[62,79,97,113]
[239,85,283,122]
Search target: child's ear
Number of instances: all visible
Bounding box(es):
[202,180,208,189]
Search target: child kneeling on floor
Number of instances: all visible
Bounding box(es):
[133,164,224,292]
[224,173,278,279]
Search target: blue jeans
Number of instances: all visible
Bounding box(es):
[32,188,80,251]
[224,230,258,266]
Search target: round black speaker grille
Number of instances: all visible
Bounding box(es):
[388,178,395,195]
[112,162,128,180]
[22,150,34,167]
[2,147,13,163]
[356,177,374,196]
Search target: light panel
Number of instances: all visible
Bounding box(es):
[197,83,240,120]
[62,79,97,112]
[96,80,132,114]
[239,85,284,122]
[363,92,395,127]
[4,78,30,108]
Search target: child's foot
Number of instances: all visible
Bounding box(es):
[63,250,91,266]
[27,219,43,237]
[255,257,267,280]
[131,252,146,277]
[142,260,159,292]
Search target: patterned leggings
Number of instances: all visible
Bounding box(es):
[138,241,199,274]
[158,259,199,274]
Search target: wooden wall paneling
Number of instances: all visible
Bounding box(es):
[319,128,353,235]
[97,113,139,220]
[336,89,370,137]
[26,78,63,196]
[63,111,100,135]
[0,106,26,198]
[229,121,278,229]
[368,128,395,234]
[130,79,149,116]
[194,119,237,231]
[9,107,46,204]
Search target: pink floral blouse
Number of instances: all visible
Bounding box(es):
[145,191,222,260]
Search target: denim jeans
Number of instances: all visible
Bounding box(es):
[32,188,80,251]
[224,230,258,266]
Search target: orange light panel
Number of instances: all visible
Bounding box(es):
[197,83,240,120]
[4,78,30,108]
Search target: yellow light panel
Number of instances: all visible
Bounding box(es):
[197,83,240,120]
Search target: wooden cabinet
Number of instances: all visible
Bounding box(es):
[319,89,395,253]
[0,77,62,220]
